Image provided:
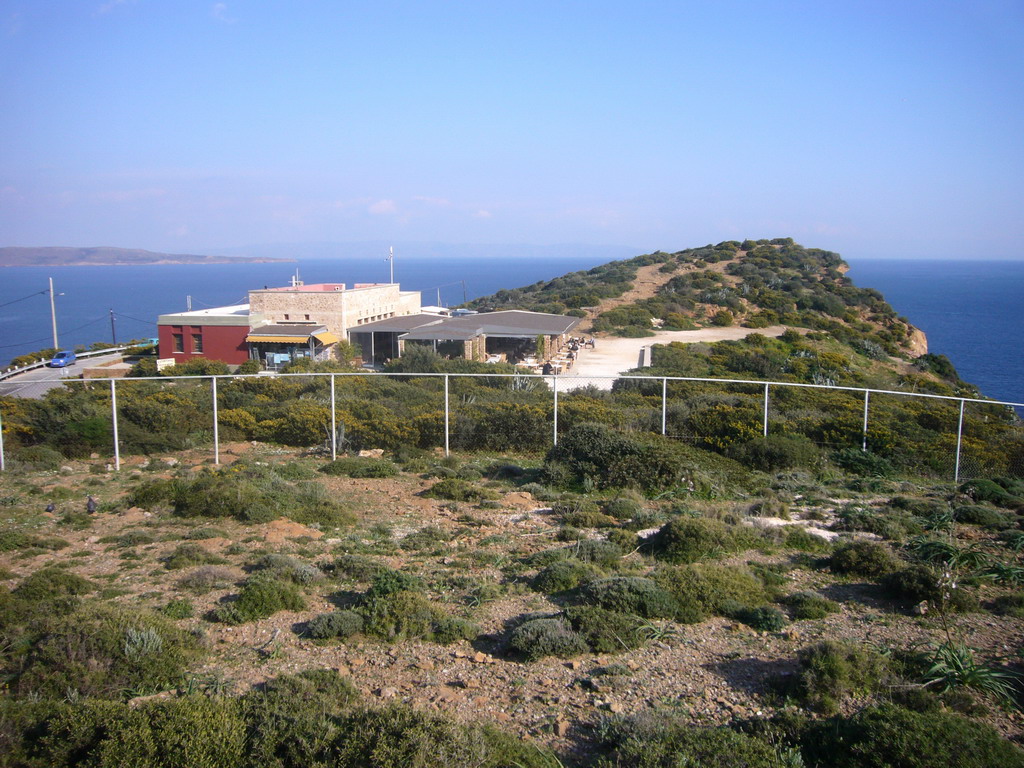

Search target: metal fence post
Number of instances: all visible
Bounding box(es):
[862,390,870,452]
[762,383,770,437]
[661,377,667,436]
[110,379,120,471]
[0,398,5,471]
[330,374,337,461]
[212,377,219,466]
[954,399,965,484]
[552,375,559,446]
[444,374,450,457]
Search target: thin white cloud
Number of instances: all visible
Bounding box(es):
[96,188,167,203]
[368,199,397,215]
[473,209,492,219]
[412,196,452,207]
[96,0,132,16]
[211,3,236,23]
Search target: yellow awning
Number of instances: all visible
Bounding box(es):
[246,334,310,343]
[312,331,340,345]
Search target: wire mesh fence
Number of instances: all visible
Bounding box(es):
[1,371,1022,483]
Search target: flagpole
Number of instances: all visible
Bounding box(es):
[389,246,394,283]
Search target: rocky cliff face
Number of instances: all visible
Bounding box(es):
[906,326,929,357]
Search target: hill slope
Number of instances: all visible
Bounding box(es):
[0,246,293,267]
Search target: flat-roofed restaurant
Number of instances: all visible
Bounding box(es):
[349,310,580,366]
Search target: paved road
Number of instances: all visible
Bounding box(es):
[559,325,792,389]
[0,353,126,399]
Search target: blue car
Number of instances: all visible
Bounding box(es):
[48,351,76,367]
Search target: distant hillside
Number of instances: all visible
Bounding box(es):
[0,246,294,267]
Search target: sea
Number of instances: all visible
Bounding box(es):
[1,255,1022,405]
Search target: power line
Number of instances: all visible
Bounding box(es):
[0,289,48,310]
[0,315,109,350]
[112,312,157,327]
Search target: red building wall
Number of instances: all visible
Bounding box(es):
[157,323,250,365]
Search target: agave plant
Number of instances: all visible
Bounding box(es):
[981,562,1024,586]
[923,641,1021,706]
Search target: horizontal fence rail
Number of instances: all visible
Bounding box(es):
[0,346,135,382]
[1,371,1022,481]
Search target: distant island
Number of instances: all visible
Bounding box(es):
[0,246,295,267]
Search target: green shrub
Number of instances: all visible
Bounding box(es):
[176,565,237,593]
[162,598,195,619]
[561,508,619,528]
[654,563,769,623]
[580,577,678,619]
[572,538,625,568]
[602,497,644,520]
[803,704,1024,768]
[882,564,977,612]
[644,517,752,564]
[829,539,898,577]
[728,435,820,472]
[0,530,70,552]
[13,567,94,602]
[835,505,920,541]
[543,423,688,493]
[236,358,262,374]
[782,525,830,552]
[360,590,439,641]
[954,504,1011,528]
[595,713,781,768]
[507,616,588,661]
[165,542,226,570]
[429,616,479,645]
[12,444,65,470]
[835,447,895,477]
[365,570,424,600]
[725,603,787,631]
[7,697,246,768]
[319,457,399,478]
[991,593,1024,618]
[250,554,324,585]
[532,560,601,593]
[562,605,647,653]
[183,525,229,540]
[215,574,307,625]
[960,478,1023,510]
[10,603,200,699]
[781,591,840,620]
[792,640,891,714]
[307,610,364,640]
[400,526,451,551]
[422,478,496,502]
[334,554,389,581]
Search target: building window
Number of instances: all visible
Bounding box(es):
[192,334,203,353]
[304,314,310,320]
[173,333,183,353]
[284,314,290,320]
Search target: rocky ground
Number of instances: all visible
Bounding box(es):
[2,440,1022,756]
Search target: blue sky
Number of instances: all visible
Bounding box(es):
[2,0,1022,258]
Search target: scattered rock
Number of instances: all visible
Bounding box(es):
[358,449,385,458]
[554,719,570,737]
[375,686,399,699]
[262,517,324,543]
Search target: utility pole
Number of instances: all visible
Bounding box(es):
[109,309,117,345]
[48,277,59,349]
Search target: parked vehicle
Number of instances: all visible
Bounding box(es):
[48,351,76,367]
